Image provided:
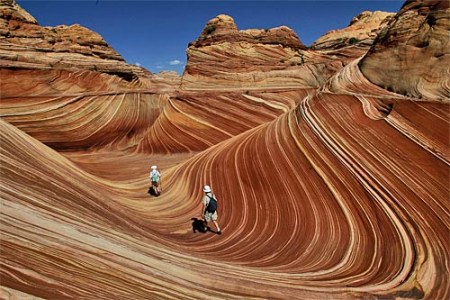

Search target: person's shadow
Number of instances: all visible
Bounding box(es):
[191,218,209,233]
[148,186,160,197]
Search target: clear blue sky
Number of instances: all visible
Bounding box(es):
[18,1,403,74]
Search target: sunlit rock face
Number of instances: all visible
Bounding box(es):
[311,11,395,49]
[181,14,349,90]
[135,89,313,153]
[0,0,175,85]
[0,0,180,151]
[1,0,449,299]
[359,0,450,100]
[181,12,396,91]
[193,14,305,49]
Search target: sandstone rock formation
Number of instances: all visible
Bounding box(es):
[182,14,347,90]
[181,12,397,91]
[0,0,179,87]
[359,0,450,100]
[192,14,305,50]
[311,11,395,49]
[1,0,449,299]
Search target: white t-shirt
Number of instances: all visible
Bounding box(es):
[202,192,217,206]
[149,170,161,182]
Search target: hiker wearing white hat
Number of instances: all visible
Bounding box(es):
[149,165,161,195]
[201,185,221,234]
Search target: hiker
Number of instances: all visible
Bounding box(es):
[149,165,161,195]
[201,185,221,234]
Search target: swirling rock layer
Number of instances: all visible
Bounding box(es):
[1,0,449,299]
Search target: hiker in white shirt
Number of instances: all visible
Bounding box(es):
[149,165,161,195]
[201,185,221,235]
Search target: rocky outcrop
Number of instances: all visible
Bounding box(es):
[0,0,149,82]
[191,14,305,50]
[0,0,37,24]
[181,14,346,90]
[359,0,450,101]
[311,11,395,49]
[181,14,386,91]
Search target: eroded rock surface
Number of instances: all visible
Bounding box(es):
[359,0,450,100]
[182,14,348,90]
[311,11,395,49]
[0,0,180,86]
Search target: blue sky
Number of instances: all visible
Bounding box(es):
[18,1,403,74]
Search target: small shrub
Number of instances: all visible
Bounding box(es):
[348,37,359,45]
[426,15,437,27]
[264,28,270,33]
[205,24,217,35]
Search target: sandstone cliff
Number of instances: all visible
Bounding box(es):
[181,12,397,91]
[359,0,450,100]
[0,0,180,87]
[311,11,395,49]
[182,14,347,90]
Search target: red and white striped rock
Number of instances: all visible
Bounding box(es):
[0,0,449,299]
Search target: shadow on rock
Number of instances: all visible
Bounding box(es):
[191,218,208,233]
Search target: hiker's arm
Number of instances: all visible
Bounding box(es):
[201,198,206,217]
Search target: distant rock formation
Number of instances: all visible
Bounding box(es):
[192,14,305,50]
[181,14,338,90]
[0,0,160,83]
[311,11,395,49]
[359,0,450,100]
[181,13,396,90]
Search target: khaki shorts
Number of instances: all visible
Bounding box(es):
[204,211,218,222]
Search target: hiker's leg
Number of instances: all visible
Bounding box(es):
[213,220,221,232]
[203,214,210,231]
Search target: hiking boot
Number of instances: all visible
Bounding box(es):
[217,230,222,235]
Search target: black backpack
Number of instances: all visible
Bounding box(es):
[205,195,217,213]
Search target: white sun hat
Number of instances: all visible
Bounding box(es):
[203,185,211,193]
[151,165,157,170]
